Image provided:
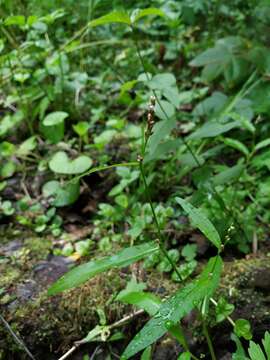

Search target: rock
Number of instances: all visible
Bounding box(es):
[33,256,74,287]
[248,268,270,291]
[0,239,22,256]
[16,280,37,302]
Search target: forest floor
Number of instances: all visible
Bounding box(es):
[1,221,270,360]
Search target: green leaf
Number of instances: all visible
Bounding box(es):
[178,352,191,360]
[181,244,197,261]
[122,256,222,359]
[49,151,92,174]
[157,249,180,273]
[116,277,146,300]
[48,242,159,295]
[175,197,222,250]
[215,297,235,323]
[115,194,128,208]
[89,11,131,27]
[234,319,252,340]
[229,112,255,134]
[0,39,4,53]
[144,139,180,163]
[262,331,270,359]
[248,341,266,360]
[131,8,164,24]
[119,292,161,316]
[80,325,105,343]
[171,261,197,282]
[155,100,176,120]
[73,122,90,137]
[4,15,25,26]
[148,73,176,90]
[43,111,69,126]
[223,138,249,157]
[147,118,176,156]
[17,136,37,156]
[255,139,270,152]
[166,323,188,349]
[140,347,152,360]
[0,111,24,137]
[75,240,92,256]
[42,111,68,143]
[189,121,238,140]
[120,80,138,96]
[213,164,244,186]
[190,45,230,67]
[42,180,80,207]
[231,334,248,360]
[1,161,16,178]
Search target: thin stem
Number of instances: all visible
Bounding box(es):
[202,319,217,360]
[139,161,183,281]
[140,158,199,358]
[58,310,144,360]
[131,25,254,246]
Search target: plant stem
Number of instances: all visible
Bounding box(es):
[131,25,252,246]
[202,319,217,360]
[140,161,199,357]
[139,162,183,280]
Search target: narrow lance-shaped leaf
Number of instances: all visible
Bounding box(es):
[255,139,270,152]
[188,121,239,140]
[88,11,131,27]
[222,138,249,157]
[48,242,159,295]
[175,197,222,250]
[213,164,244,186]
[122,256,222,358]
[131,8,164,24]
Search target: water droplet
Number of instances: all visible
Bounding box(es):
[165,320,174,329]
[121,356,127,360]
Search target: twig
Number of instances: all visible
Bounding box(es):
[57,309,144,360]
[58,345,78,360]
[0,314,37,360]
[109,309,144,330]
[90,346,101,360]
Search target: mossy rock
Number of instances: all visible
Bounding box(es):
[0,232,176,359]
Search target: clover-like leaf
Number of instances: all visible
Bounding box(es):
[49,151,92,174]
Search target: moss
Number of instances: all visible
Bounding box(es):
[1,228,270,358]
[0,267,21,288]
[24,236,52,259]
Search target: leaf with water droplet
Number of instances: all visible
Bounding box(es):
[165,320,174,330]
[122,256,222,359]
